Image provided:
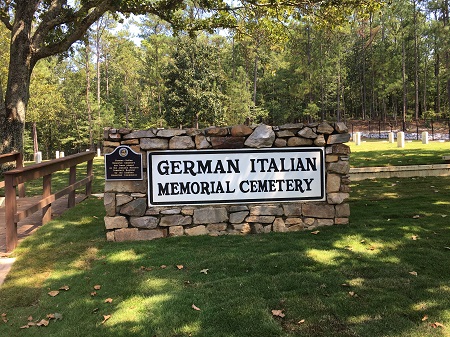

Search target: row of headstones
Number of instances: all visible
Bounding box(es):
[353,131,431,148]
[33,148,103,163]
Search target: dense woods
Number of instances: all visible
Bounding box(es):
[0,0,449,159]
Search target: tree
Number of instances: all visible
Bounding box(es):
[0,0,385,155]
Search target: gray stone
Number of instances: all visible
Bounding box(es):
[233,223,251,234]
[105,179,147,193]
[205,127,229,136]
[106,231,115,241]
[335,203,350,217]
[279,123,303,130]
[230,205,249,212]
[185,226,208,236]
[327,192,350,205]
[136,229,165,240]
[327,161,350,174]
[326,144,351,155]
[229,211,249,223]
[245,215,275,223]
[317,219,334,226]
[157,129,187,137]
[244,124,275,148]
[317,122,335,134]
[140,138,169,150]
[120,198,147,216]
[326,173,341,193]
[334,122,348,133]
[193,207,228,224]
[302,203,335,218]
[104,216,128,230]
[104,141,120,147]
[123,129,156,139]
[252,223,264,233]
[211,136,245,149]
[314,135,326,146]
[116,194,133,206]
[335,218,349,225]
[249,205,283,216]
[283,203,302,216]
[160,208,181,215]
[276,130,295,137]
[273,218,287,232]
[131,193,146,198]
[285,218,304,226]
[288,224,303,232]
[207,223,228,232]
[159,215,192,227]
[130,216,159,229]
[181,208,195,216]
[146,208,161,215]
[274,138,287,147]
[169,136,195,149]
[195,135,212,149]
[114,228,139,242]
[104,193,116,216]
[298,127,318,139]
[326,155,339,163]
[169,226,184,236]
[121,139,139,145]
[327,133,351,144]
[287,137,313,147]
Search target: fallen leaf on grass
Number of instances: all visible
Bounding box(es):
[409,271,418,276]
[298,319,306,324]
[411,235,418,240]
[200,269,209,274]
[36,319,49,327]
[360,240,366,244]
[140,266,153,271]
[430,322,445,328]
[101,315,111,325]
[91,291,97,296]
[271,310,285,318]
[348,291,358,298]
[104,298,113,303]
[421,315,428,321]
[413,215,420,219]
[93,285,101,290]
[2,313,7,323]
[48,290,59,297]
[59,285,70,291]
[176,265,184,270]
[192,304,201,311]
[160,265,167,269]
[310,231,320,235]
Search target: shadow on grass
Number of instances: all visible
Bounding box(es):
[1,176,449,337]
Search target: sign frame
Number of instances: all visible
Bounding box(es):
[105,145,143,181]
[148,147,325,206]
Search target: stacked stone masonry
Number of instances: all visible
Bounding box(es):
[103,122,351,242]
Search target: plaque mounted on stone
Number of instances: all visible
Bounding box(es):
[105,145,143,181]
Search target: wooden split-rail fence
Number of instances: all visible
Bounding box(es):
[0,151,95,252]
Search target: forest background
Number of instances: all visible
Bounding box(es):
[0,0,448,160]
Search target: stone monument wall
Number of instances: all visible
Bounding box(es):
[103,123,351,242]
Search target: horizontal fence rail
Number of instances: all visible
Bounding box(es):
[3,151,95,252]
[0,152,25,197]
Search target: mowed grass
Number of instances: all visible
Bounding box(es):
[349,140,450,167]
[1,176,450,337]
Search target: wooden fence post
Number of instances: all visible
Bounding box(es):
[17,152,25,198]
[5,174,18,252]
[42,174,52,224]
[68,166,76,208]
[86,159,93,196]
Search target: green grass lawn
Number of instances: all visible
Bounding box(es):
[1,175,449,337]
[349,140,450,167]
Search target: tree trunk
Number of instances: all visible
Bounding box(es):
[85,37,94,150]
[0,1,38,154]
